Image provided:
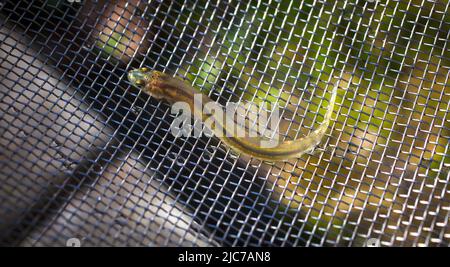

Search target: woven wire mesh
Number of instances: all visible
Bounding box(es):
[0,0,449,246]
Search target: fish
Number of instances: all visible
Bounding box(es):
[128,68,336,162]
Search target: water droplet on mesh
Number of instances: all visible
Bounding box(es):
[203,147,216,162]
[51,140,60,148]
[175,153,185,166]
[9,106,20,115]
[94,165,103,173]
[18,130,27,138]
[131,106,142,115]
[168,152,184,166]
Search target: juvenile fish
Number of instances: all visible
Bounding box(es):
[128,68,336,161]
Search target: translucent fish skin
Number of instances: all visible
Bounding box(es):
[128,68,337,162]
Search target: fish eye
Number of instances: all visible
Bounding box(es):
[128,68,150,88]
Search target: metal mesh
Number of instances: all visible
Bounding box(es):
[0,0,449,246]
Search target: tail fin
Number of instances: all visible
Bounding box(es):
[313,83,337,135]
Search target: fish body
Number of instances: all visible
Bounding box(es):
[128,68,336,161]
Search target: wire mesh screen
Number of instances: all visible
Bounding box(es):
[0,0,449,247]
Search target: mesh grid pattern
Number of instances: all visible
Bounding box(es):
[0,0,449,246]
